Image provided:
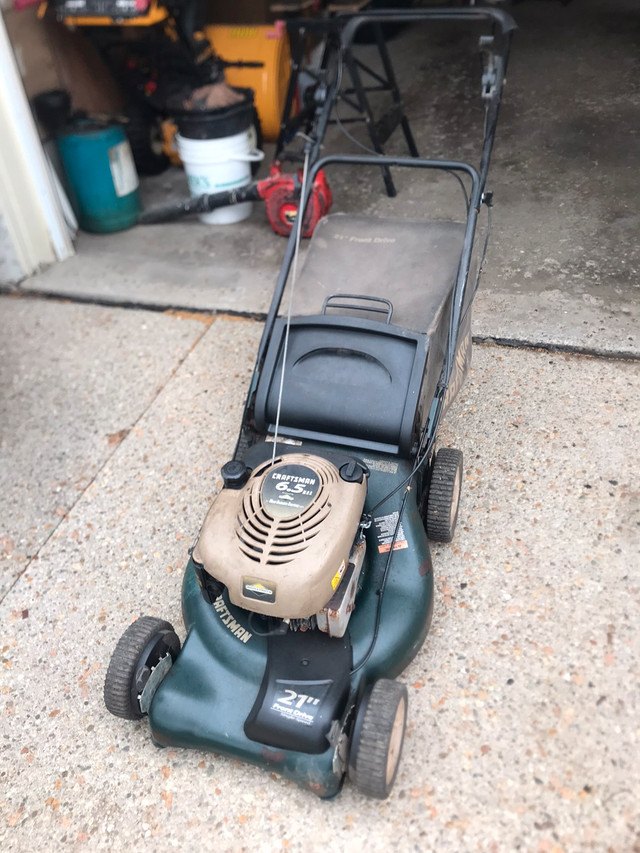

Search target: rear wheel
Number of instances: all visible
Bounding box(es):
[104,616,180,720]
[424,447,463,543]
[348,679,408,799]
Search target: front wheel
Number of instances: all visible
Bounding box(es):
[348,679,408,799]
[104,615,180,720]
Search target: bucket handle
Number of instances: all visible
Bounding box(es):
[229,148,265,164]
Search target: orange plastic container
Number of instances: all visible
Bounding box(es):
[205,23,291,142]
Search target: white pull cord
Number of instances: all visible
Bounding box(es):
[270,147,311,468]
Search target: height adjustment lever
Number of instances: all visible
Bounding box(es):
[479,35,501,101]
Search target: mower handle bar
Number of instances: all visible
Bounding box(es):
[251,154,483,463]
[340,6,517,49]
[259,154,480,368]
[240,11,513,460]
[308,155,479,201]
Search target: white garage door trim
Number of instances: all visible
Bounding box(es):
[0,11,74,279]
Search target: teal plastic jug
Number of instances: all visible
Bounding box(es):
[57,120,140,233]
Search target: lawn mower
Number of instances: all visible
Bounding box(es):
[104,7,515,799]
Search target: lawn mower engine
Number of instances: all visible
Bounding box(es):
[192,453,368,637]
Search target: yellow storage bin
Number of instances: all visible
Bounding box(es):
[205,23,291,142]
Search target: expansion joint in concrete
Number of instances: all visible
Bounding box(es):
[473,335,640,363]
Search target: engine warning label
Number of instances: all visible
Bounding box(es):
[361,457,399,475]
[374,512,409,553]
[331,559,346,591]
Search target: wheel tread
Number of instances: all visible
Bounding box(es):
[349,679,408,799]
[104,616,176,720]
[425,447,463,543]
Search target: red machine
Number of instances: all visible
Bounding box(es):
[138,163,332,237]
[259,165,332,238]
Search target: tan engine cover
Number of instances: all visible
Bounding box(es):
[193,453,367,619]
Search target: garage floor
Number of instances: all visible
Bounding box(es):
[17,0,640,356]
[1,1,639,850]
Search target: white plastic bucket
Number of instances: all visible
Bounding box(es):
[176,130,264,225]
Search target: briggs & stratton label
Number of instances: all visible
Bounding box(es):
[242,577,277,603]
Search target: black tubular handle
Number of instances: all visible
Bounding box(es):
[137,184,261,225]
[340,7,517,49]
